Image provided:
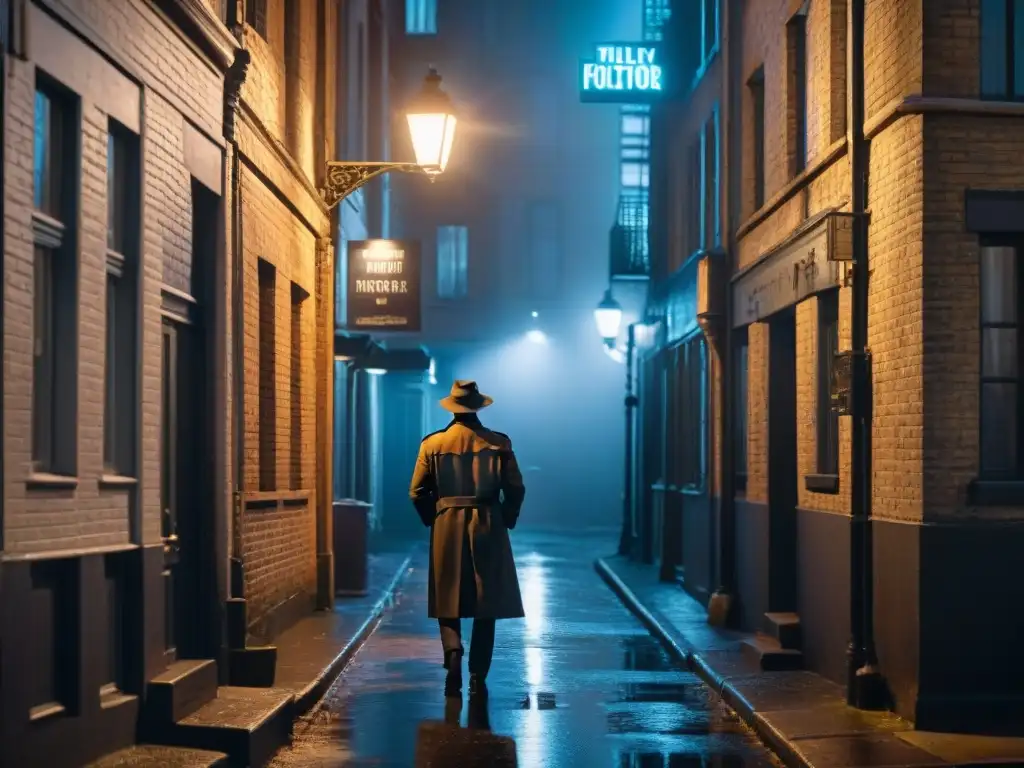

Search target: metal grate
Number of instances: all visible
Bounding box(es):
[609,194,650,279]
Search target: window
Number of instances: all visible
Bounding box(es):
[527,201,561,297]
[283,0,300,156]
[685,135,702,257]
[701,0,719,62]
[979,244,1022,476]
[816,290,840,477]
[620,106,650,194]
[673,335,708,489]
[436,225,468,299]
[32,78,78,476]
[258,259,276,491]
[734,328,749,493]
[749,67,766,210]
[246,0,267,39]
[621,161,650,189]
[104,123,139,476]
[788,5,809,175]
[290,284,306,490]
[406,0,437,35]
[701,110,719,251]
[980,0,1024,100]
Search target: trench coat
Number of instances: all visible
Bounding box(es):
[409,418,526,620]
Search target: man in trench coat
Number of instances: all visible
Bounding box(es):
[409,379,526,699]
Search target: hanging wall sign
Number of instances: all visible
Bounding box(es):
[579,43,665,103]
[347,239,421,332]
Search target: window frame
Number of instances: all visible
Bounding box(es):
[788,6,809,175]
[978,240,1024,479]
[701,107,720,252]
[749,66,766,212]
[31,75,79,479]
[104,121,140,478]
[670,333,708,492]
[436,224,469,299]
[733,327,749,494]
[700,0,720,65]
[405,0,438,36]
[980,0,1024,101]
[815,290,840,483]
[246,0,268,39]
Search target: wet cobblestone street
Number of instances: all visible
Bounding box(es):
[269,533,781,767]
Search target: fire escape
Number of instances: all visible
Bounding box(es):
[608,0,671,281]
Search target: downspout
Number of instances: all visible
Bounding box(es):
[715,0,742,616]
[224,47,251,611]
[847,0,886,708]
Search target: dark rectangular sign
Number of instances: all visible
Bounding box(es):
[579,42,665,103]
[346,239,421,332]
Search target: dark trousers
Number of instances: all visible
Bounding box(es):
[439,618,496,677]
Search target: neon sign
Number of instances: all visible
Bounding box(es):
[579,43,665,103]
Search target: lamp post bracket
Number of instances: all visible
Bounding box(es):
[321,161,438,210]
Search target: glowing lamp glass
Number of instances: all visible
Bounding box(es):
[594,290,623,342]
[406,69,457,175]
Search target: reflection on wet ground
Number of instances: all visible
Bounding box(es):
[269,533,781,767]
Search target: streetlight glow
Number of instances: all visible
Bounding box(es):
[594,289,623,344]
[406,69,458,175]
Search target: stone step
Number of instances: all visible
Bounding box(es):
[763,611,802,650]
[161,686,294,767]
[148,659,220,724]
[740,633,804,672]
[85,744,229,767]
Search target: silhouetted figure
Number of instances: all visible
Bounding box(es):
[409,380,527,700]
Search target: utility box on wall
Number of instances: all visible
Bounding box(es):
[333,499,372,596]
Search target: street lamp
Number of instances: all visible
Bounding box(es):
[594,289,624,346]
[321,68,457,209]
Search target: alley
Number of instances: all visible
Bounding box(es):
[268,533,780,767]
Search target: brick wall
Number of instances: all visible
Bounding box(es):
[864,0,922,121]
[734,0,852,516]
[3,0,225,553]
[236,0,330,630]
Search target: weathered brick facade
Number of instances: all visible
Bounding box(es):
[0,0,349,762]
[644,0,1024,733]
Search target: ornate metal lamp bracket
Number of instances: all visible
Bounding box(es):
[320,162,436,210]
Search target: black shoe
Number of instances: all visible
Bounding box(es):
[468,673,488,700]
[444,651,463,697]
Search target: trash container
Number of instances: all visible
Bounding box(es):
[333,499,373,596]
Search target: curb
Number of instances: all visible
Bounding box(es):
[594,557,812,768]
[293,553,415,716]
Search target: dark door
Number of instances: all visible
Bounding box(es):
[767,309,798,614]
[161,318,210,661]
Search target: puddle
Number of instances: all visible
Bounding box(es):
[621,635,676,671]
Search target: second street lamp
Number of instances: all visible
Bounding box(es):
[594,288,624,346]
[321,68,458,209]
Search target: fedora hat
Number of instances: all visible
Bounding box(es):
[440,380,493,413]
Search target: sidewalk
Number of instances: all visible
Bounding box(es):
[597,555,1024,768]
[273,547,417,715]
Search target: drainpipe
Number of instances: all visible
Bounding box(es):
[847,0,886,709]
[224,48,251,608]
[619,323,639,556]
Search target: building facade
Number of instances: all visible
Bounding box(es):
[641,0,1024,735]
[0,0,389,764]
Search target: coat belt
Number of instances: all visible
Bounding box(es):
[435,495,500,513]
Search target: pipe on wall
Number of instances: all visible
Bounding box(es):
[846,0,887,709]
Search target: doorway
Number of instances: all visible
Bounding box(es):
[161,179,218,662]
[767,308,798,614]
[161,317,211,661]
